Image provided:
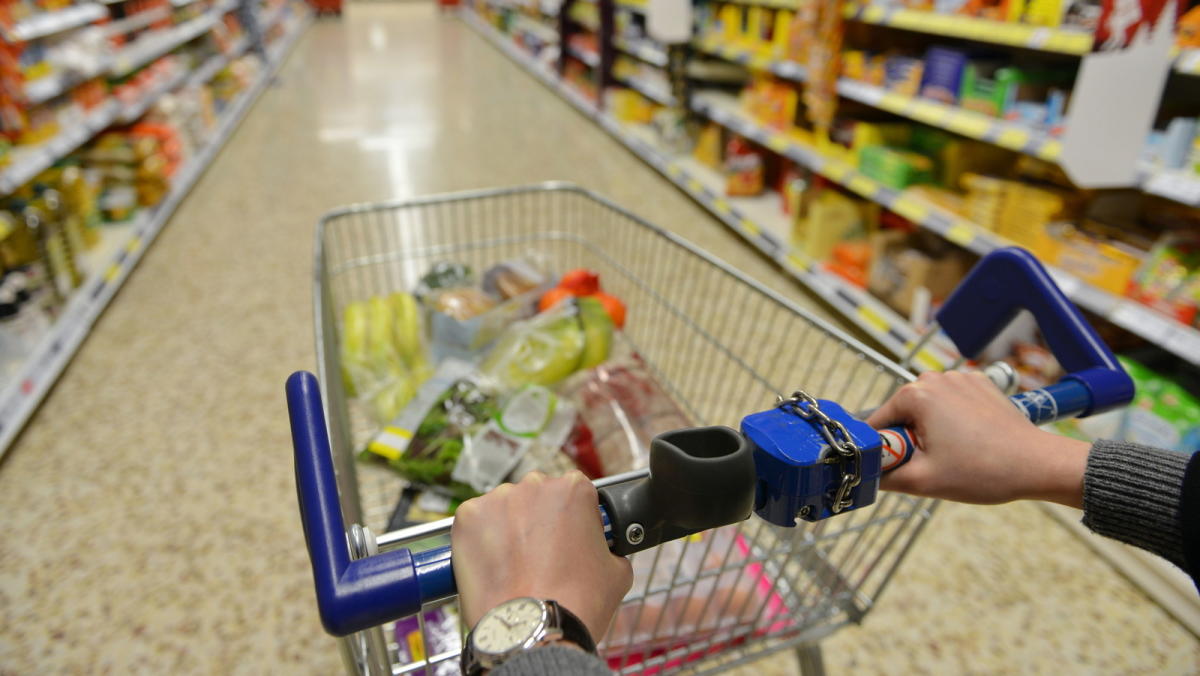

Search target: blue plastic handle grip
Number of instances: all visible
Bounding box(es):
[288,371,429,636]
[881,368,1107,471]
[935,248,1133,416]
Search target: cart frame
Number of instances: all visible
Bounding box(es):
[309,182,937,675]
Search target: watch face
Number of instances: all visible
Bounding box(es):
[473,598,546,656]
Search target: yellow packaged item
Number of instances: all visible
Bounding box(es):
[1051,224,1143,295]
[793,188,862,261]
[694,123,724,168]
[611,89,657,124]
[719,4,743,40]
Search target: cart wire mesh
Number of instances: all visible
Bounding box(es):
[311,183,936,675]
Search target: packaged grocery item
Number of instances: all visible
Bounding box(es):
[481,296,613,388]
[557,349,691,476]
[341,290,431,423]
[423,259,550,361]
[918,47,968,104]
[362,359,495,497]
[792,184,869,261]
[724,136,764,197]
[538,268,627,328]
[1049,222,1143,295]
[1119,358,1200,452]
[868,229,972,321]
[694,123,724,168]
[1127,231,1200,325]
[453,385,577,492]
[857,145,935,189]
[393,606,461,676]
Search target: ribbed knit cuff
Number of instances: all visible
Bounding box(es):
[1082,439,1189,569]
[492,644,612,676]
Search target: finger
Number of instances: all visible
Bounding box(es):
[865,383,919,428]
[880,450,929,495]
[521,471,547,485]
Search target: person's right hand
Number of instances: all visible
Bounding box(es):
[451,470,633,643]
[866,370,1090,508]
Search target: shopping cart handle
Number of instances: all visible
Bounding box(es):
[935,247,1132,417]
[288,371,431,636]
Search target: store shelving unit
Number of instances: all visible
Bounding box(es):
[843,2,1094,55]
[0,101,120,194]
[612,34,666,66]
[0,6,311,459]
[0,3,107,43]
[693,36,1063,160]
[463,8,957,370]
[110,12,220,77]
[464,1,1200,371]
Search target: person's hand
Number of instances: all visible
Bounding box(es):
[451,470,633,642]
[866,370,1090,508]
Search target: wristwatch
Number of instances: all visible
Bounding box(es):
[460,597,596,675]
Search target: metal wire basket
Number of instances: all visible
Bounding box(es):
[311,182,933,675]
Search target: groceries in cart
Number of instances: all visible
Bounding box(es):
[351,259,670,504]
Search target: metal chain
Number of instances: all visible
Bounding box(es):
[777,389,862,514]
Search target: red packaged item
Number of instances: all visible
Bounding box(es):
[558,351,691,476]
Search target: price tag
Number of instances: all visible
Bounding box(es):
[857,305,889,332]
[861,4,886,23]
[1038,139,1062,161]
[847,174,879,197]
[996,127,1031,151]
[766,135,789,152]
[892,195,930,223]
[822,161,850,181]
[944,222,976,247]
[944,112,991,138]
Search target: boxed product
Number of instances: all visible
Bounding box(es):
[868,229,972,320]
[858,144,936,189]
[1119,358,1200,452]
[1127,231,1200,325]
[918,47,968,104]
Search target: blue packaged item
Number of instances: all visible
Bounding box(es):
[919,46,968,104]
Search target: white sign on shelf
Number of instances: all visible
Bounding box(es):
[647,0,690,44]
[1057,5,1177,188]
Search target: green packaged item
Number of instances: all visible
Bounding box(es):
[1119,357,1200,452]
[857,145,935,190]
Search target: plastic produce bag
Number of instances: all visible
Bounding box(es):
[557,350,691,476]
[340,291,432,424]
[480,296,613,389]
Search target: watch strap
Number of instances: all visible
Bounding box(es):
[547,600,597,655]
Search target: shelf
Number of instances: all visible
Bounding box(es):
[463,7,956,370]
[693,35,806,79]
[836,79,1062,160]
[1,3,106,43]
[844,2,1094,55]
[615,0,645,11]
[23,58,114,105]
[104,6,172,37]
[110,12,219,77]
[116,64,191,123]
[694,37,1060,160]
[612,34,666,67]
[566,43,599,67]
[619,73,673,105]
[0,101,119,195]
[188,37,250,86]
[0,7,311,461]
[1140,166,1200,207]
[512,14,557,43]
[712,0,800,9]
[691,90,1200,367]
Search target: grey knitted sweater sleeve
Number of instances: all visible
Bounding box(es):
[1082,439,1193,571]
[491,644,612,675]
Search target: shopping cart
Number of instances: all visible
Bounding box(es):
[287,182,1132,675]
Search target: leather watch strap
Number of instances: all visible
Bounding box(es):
[548,601,597,655]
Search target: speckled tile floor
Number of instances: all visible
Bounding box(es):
[0,3,1197,673]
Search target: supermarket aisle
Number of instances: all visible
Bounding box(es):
[0,3,1196,673]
